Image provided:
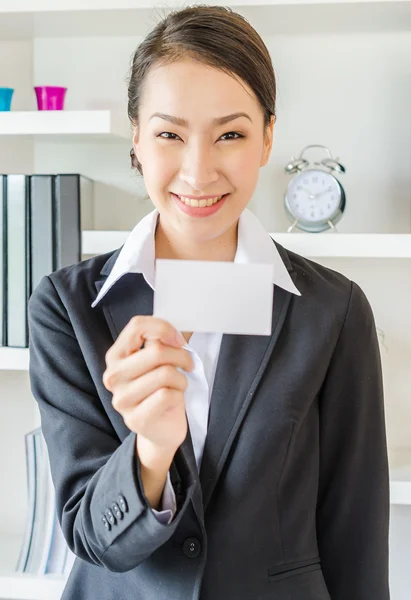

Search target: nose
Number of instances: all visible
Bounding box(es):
[179,139,219,192]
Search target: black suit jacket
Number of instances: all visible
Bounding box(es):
[27,240,390,600]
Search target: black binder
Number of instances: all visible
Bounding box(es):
[29,173,93,290]
[53,174,93,269]
[6,174,30,348]
[2,173,94,348]
[29,175,54,295]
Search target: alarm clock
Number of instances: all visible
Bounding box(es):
[284,144,346,233]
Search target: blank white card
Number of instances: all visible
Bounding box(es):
[153,259,274,336]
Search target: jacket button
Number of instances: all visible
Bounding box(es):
[118,494,128,513]
[112,501,123,520]
[101,515,111,531]
[182,537,201,558]
[105,508,117,526]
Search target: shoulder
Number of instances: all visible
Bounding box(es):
[275,241,373,327]
[274,238,352,294]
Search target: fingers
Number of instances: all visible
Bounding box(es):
[103,340,194,392]
[123,387,184,436]
[111,365,189,412]
[106,315,185,362]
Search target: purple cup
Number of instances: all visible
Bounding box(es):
[34,86,67,110]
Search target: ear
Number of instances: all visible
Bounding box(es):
[132,123,141,163]
[261,115,275,167]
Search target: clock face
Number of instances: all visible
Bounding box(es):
[285,169,342,223]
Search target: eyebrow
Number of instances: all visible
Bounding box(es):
[149,112,253,127]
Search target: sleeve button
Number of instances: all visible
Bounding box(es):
[118,494,128,513]
[112,502,123,520]
[101,515,111,531]
[105,508,117,526]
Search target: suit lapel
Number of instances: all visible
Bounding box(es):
[199,268,298,513]
[94,241,298,520]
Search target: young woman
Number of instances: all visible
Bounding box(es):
[28,5,390,600]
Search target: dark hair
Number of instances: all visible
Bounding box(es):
[127,4,277,175]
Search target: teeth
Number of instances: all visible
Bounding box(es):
[177,194,224,207]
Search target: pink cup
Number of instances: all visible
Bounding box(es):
[34,86,67,110]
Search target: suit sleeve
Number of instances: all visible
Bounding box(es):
[28,275,195,572]
[316,280,390,599]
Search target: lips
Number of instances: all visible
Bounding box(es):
[171,192,229,217]
[175,193,226,207]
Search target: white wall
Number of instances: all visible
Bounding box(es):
[33,36,151,229]
[0,40,33,173]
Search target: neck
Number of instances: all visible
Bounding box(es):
[155,217,239,263]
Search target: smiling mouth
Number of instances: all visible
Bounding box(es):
[174,193,227,207]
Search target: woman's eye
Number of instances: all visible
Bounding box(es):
[220,131,244,141]
[157,131,244,141]
[158,132,180,140]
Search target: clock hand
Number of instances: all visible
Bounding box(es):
[314,186,333,199]
[300,186,316,198]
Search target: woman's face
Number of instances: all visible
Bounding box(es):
[133,57,274,244]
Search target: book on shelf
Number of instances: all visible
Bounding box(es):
[29,174,54,294]
[0,175,5,348]
[4,174,30,349]
[16,426,76,577]
[1,173,94,349]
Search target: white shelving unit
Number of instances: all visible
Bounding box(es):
[0,110,131,140]
[390,451,411,506]
[0,534,65,600]
[1,1,410,599]
[81,230,411,258]
[0,348,29,371]
[0,575,65,600]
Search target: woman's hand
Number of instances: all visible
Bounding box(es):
[102,315,194,453]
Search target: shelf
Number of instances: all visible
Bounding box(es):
[0,0,409,39]
[270,233,411,258]
[82,230,129,256]
[0,348,29,371]
[0,572,65,600]
[0,111,130,141]
[81,231,411,259]
[0,533,66,600]
[389,450,411,506]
